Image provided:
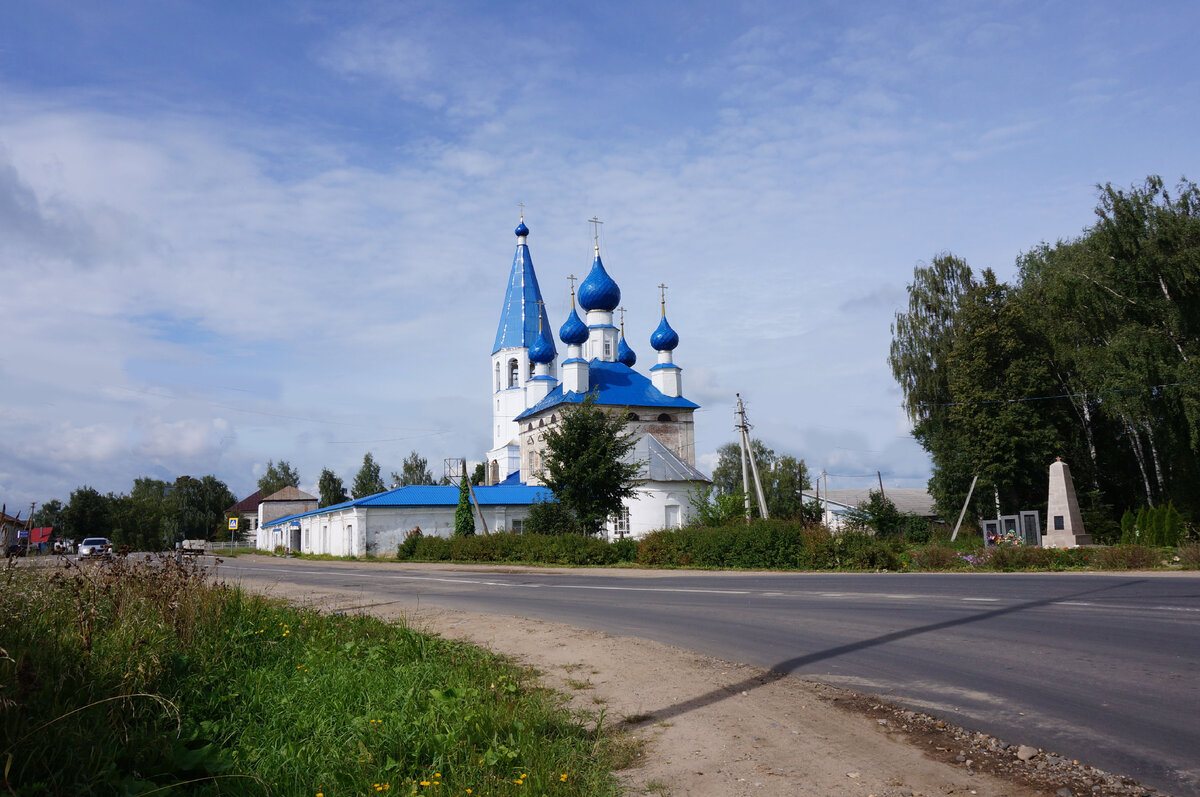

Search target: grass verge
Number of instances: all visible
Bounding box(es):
[0,555,621,796]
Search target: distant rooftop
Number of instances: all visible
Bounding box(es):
[262,486,317,502]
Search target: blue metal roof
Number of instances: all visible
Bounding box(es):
[262,483,555,529]
[515,359,698,420]
[358,484,553,507]
[493,232,556,356]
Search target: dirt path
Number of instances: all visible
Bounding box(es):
[227,566,1160,797]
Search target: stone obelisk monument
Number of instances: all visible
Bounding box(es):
[1042,457,1092,548]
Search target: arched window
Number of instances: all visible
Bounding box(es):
[538,419,544,428]
[626,412,639,421]
[494,361,500,391]
[657,413,672,422]
[508,358,519,387]
[550,414,556,423]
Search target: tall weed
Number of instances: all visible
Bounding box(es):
[0,556,621,796]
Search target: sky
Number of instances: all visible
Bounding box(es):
[1,0,1197,509]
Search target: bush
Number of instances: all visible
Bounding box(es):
[523,499,580,536]
[397,526,423,559]
[1093,544,1162,570]
[902,516,935,544]
[1178,541,1200,570]
[811,531,902,571]
[907,544,962,571]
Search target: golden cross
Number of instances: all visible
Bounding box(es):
[588,216,603,249]
[658,283,668,314]
[518,201,525,220]
[617,306,626,334]
[567,274,578,306]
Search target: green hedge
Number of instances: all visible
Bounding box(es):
[397,525,1190,572]
[398,522,904,571]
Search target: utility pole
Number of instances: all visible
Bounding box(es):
[735,394,770,521]
[462,458,489,535]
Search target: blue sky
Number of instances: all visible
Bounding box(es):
[1,1,1196,508]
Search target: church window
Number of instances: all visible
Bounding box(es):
[603,339,613,359]
[611,507,630,539]
[494,362,500,391]
[550,414,556,423]
[511,519,524,534]
[657,413,672,422]
[626,412,639,421]
[538,419,544,428]
[508,358,519,387]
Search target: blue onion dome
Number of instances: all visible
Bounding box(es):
[559,307,589,345]
[650,315,680,351]
[577,251,621,312]
[515,219,529,237]
[617,335,637,367]
[529,324,555,364]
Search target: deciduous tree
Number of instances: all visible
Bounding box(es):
[391,451,434,487]
[258,460,300,496]
[318,468,348,508]
[540,394,641,536]
[352,453,385,499]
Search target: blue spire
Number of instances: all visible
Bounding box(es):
[650,314,679,351]
[577,247,620,312]
[493,217,555,356]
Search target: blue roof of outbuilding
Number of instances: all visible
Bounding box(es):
[262,483,555,528]
[514,359,698,420]
[493,235,555,356]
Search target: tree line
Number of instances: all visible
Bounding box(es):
[890,176,1199,539]
[29,475,236,551]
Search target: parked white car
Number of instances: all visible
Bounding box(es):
[78,538,112,559]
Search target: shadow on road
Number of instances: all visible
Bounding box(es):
[639,579,1145,726]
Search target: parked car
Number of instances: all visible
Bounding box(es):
[5,543,27,557]
[78,538,113,559]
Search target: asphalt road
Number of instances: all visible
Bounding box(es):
[219,559,1200,796]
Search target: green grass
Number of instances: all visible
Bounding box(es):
[0,555,621,796]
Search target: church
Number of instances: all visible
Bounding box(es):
[256,216,707,553]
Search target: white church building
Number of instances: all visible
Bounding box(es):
[258,216,707,552]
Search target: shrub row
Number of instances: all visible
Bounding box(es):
[397,525,1198,573]
[905,542,1182,571]
[398,522,904,571]
[399,530,638,566]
